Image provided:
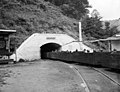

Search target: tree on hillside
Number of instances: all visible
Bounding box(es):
[91,9,101,19]
[44,0,90,20]
[82,17,118,39]
[82,9,118,39]
[82,16,104,39]
[104,21,118,38]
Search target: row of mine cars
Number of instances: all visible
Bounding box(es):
[46,51,120,69]
[46,34,120,70]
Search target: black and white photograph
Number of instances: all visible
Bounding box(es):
[0,0,120,92]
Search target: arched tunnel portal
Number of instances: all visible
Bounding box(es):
[40,43,61,59]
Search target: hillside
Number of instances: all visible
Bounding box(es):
[1,0,117,51]
[0,0,80,47]
[109,18,120,31]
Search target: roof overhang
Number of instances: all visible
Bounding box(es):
[80,37,120,43]
[0,29,16,33]
[101,37,120,41]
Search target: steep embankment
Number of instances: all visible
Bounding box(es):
[109,18,120,31]
[1,0,118,50]
[0,0,79,47]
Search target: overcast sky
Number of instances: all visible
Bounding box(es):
[88,0,120,20]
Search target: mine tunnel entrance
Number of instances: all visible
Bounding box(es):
[40,43,61,59]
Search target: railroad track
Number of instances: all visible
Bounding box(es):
[62,62,120,92]
[63,63,91,92]
[91,67,120,87]
[52,60,120,92]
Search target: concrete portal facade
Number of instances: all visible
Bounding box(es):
[11,33,93,61]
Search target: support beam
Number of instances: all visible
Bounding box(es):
[79,22,82,42]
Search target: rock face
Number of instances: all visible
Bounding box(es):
[0,0,79,47]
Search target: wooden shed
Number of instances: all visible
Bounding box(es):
[0,29,16,63]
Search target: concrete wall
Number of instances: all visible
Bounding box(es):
[11,33,88,61]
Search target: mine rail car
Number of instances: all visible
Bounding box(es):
[0,29,16,64]
[46,51,120,70]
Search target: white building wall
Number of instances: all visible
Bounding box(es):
[10,33,93,61]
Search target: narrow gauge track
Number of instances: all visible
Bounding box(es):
[62,63,91,92]
[91,67,120,86]
[59,61,120,92]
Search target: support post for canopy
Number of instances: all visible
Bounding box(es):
[8,35,10,53]
[109,40,112,52]
[79,22,82,42]
[15,45,17,62]
[78,21,83,51]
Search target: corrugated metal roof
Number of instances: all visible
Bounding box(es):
[104,37,120,41]
[81,37,120,43]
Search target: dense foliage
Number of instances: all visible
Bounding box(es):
[44,0,90,20]
[104,21,118,38]
[82,16,118,39]
[81,15,119,50]
[0,0,81,47]
[0,0,119,50]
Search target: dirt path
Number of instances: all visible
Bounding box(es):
[0,60,120,92]
[0,60,86,92]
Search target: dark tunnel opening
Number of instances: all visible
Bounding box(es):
[40,43,61,59]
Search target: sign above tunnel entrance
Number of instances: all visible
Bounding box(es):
[46,37,56,40]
